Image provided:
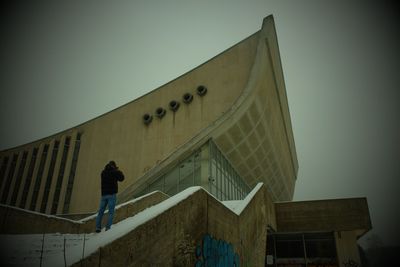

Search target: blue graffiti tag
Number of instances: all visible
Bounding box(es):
[195,234,240,267]
[343,259,359,267]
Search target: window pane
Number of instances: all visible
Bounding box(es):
[305,232,336,258]
[178,157,194,191]
[194,152,201,185]
[164,167,179,196]
[148,176,164,192]
[275,234,304,258]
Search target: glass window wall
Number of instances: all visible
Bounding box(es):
[140,150,201,197]
[209,140,250,200]
[137,140,250,201]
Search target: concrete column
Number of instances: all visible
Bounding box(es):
[335,230,361,267]
[6,151,23,205]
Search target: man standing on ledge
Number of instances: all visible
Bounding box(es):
[95,160,124,233]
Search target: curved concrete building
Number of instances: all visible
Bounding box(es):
[0,15,297,215]
[0,16,372,267]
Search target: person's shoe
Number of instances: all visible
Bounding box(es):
[95,229,101,233]
[105,227,110,231]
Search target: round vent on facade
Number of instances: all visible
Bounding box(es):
[196,85,207,96]
[143,113,153,125]
[182,93,193,104]
[155,107,166,118]
[169,100,180,111]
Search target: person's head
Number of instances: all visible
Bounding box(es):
[109,161,117,168]
[105,160,117,170]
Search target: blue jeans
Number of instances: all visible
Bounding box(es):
[95,194,116,231]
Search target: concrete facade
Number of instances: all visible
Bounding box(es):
[0,15,296,215]
[274,198,371,267]
[275,198,371,234]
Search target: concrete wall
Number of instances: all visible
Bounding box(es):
[0,204,81,234]
[1,183,371,266]
[335,231,362,267]
[275,197,372,233]
[275,197,371,267]
[0,191,168,234]
[74,185,271,267]
[238,185,268,266]
[74,190,208,267]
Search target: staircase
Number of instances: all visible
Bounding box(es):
[0,183,270,267]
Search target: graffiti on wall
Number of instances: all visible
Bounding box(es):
[343,259,359,267]
[195,234,240,267]
[176,234,196,266]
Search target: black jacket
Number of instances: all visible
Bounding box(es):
[101,164,124,195]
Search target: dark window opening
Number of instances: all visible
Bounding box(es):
[304,233,336,258]
[40,141,60,213]
[266,232,337,267]
[0,154,18,204]
[275,234,304,258]
[63,133,81,214]
[10,151,28,206]
[0,157,10,183]
[20,148,38,208]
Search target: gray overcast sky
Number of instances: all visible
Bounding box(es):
[1,1,399,247]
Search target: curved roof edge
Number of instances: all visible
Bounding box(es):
[0,30,261,153]
[119,15,299,202]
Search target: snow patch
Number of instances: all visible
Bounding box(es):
[0,187,201,266]
[0,184,264,266]
[222,183,263,215]
[78,190,166,222]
